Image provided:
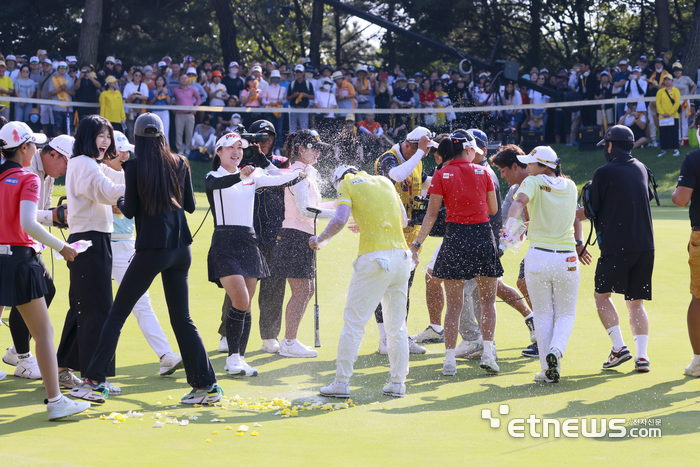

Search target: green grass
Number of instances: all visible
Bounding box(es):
[2,144,699,466]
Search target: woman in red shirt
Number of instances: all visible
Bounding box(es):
[410,130,502,376]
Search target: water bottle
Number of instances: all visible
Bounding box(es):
[499,218,527,253]
[54,240,93,260]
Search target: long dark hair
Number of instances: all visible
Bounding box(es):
[73,115,116,161]
[537,161,566,178]
[134,134,185,216]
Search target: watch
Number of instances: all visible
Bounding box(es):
[576,240,583,247]
[412,241,422,249]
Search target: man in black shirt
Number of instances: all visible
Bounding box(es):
[578,125,654,372]
[672,110,700,377]
[287,64,314,133]
[577,58,598,127]
[221,61,244,101]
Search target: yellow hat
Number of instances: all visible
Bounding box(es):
[105,75,118,84]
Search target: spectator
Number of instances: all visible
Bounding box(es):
[656,74,681,157]
[166,61,183,91]
[251,65,268,94]
[672,61,697,144]
[186,67,207,106]
[261,69,286,154]
[448,77,475,127]
[190,114,216,160]
[215,98,241,135]
[26,107,42,132]
[595,70,614,128]
[355,65,373,115]
[288,64,314,133]
[12,64,36,122]
[147,75,172,145]
[617,101,647,149]
[28,56,42,83]
[124,68,150,135]
[37,59,56,135]
[0,60,13,120]
[333,70,356,120]
[433,80,453,127]
[207,70,229,124]
[97,56,118,88]
[419,78,437,127]
[5,55,19,81]
[357,112,387,155]
[143,65,155,90]
[386,101,410,142]
[647,57,672,146]
[529,74,550,134]
[240,76,261,128]
[613,59,631,117]
[576,58,597,127]
[638,55,654,79]
[48,61,75,136]
[99,75,125,131]
[500,80,523,142]
[374,72,392,126]
[171,73,200,155]
[392,76,413,109]
[312,77,338,140]
[625,66,648,112]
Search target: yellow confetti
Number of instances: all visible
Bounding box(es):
[260,397,266,400]
[167,395,173,400]
[382,407,388,410]
[226,426,233,430]
[85,409,91,413]
[99,415,107,420]
[212,431,219,435]
[193,404,203,408]
[206,439,212,443]
[303,402,311,407]
[251,431,259,436]
[235,432,244,437]
[86,414,94,418]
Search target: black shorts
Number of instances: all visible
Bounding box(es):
[0,246,48,307]
[518,259,526,280]
[433,222,504,281]
[595,250,654,301]
[269,228,315,280]
[208,226,270,286]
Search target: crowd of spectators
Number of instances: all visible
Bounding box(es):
[0,48,698,161]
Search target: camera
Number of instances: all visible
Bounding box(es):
[408,196,429,226]
[240,132,270,144]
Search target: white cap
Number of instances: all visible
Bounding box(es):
[228,61,239,69]
[0,122,48,149]
[517,146,559,169]
[215,132,249,152]
[157,61,167,67]
[251,65,262,72]
[42,58,52,65]
[30,56,39,63]
[406,126,438,148]
[186,67,197,75]
[66,55,77,63]
[48,135,75,158]
[294,64,305,72]
[539,68,549,73]
[105,56,116,63]
[114,59,122,65]
[633,66,643,72]
[270,70,281,79]
[619,59,628,65]
[57,61,67,68]
[113,131,135,152]
[231,113,241,119]
[6,55,16,62]
[332,165,358,190]
[331,70,344,80]
[441,73,450,80]
[450,131,484,155]
[143,65,153,72]
[356,65,368,73]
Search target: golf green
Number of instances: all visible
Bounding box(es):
[1,146,698,466]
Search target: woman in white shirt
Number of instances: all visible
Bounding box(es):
[528,75,550,133]
[261,70,287,154]
[205,132,304,376]
[123,70,150,138]
[625,67,649,112]
[269,130,335,358]
[313,78,338,140]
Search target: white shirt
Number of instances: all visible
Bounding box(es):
[625,77,648,111]
[28,152,55,226]
[123,82,149,101]
[314,90,337,118]
[623,112,646,127]
[261,83,287,107]
[65,155,125,234]
[208,82,228,106]
[528,89,549,106]
[207,166,300,228]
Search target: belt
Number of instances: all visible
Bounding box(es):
[0,245,36,259]
[693,226,700,232]
[533,247,575,254]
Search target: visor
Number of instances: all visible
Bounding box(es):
[215,133,249,152]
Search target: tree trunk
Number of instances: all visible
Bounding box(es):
[683,0,700,81]
[526,0,542,69]
[385,0,396,69]
[309,0,324,66]
[655,0,672,51]
[78,0,103,66]
[213,0,240,65]
[574,0,589,57]
[334,8,341,67]
[293,0,306,58]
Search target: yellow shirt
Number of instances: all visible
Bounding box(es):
[336,171,409,257]
[99,89,126,123]
[0,75,13,108]
[656,86,681,119]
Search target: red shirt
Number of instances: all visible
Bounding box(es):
[428,158,494,225]
[358,120,382,134]
[419,90,436,104]
[0,163,40,247]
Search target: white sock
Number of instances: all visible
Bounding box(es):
[445,349,456,363]
[633,335,649,360]
[693,354,700,365]
[429,324,443,333]
[377,323,386,340]
[523,313,533,320]
[606,325,625,351]
[284,338,297,345]
[47,394,62,403]
[483,340,495,357]
[17,352,31,359]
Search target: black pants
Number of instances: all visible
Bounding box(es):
[375,268,416,323]
[9,254,55,355]
[56,232,115,376]
[85,245,216,388]
[659,119,680,150]
[580,105,596,127]
[218,243,287,340]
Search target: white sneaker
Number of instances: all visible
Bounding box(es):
[479,353,500,373]
[685,361,700,377]
[47,395,91,421]
[2,347,19,366]
[226,354,257,376]
[442,359,457,376]
[657,150,666,157]
[382,382,406,398]
[104,381,121,395]
[455,339,483,359]
[534,370,556,383]
[15,355,41,379]
[240,357,259,377]
[408,337,427,354]
[279,339,318,358]
[261,339,280,353]
[59,369,83,389]
[410,326,445,344]
[378,336,388,355]
[0,370,6,381]
[673,149,681,157]
[320,380,350,398]
[218,336,228,353]
[159,352,184,376]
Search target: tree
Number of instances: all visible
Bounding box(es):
[213,0,241,65]
[683,0,700,80]
[656,0,673,50]
[526,0,543,69]
[309,0,325,65]
[78,0,103,66]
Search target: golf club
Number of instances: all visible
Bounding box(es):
[307,207,322,348]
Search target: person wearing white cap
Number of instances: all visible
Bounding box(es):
[186,66,207,105]
[5,55,19,81]
[624,66,649,113]
[355,65,372,115]
[503,146,581,383]
[333,70,356,119]
[373,126,438,355]
[0,122,91,419]
[222,61,244,100]
[288,64,315,133]
[312,77,338,138]
[251,65,268,94]
[205,131,305,376]
[261,69,287,153]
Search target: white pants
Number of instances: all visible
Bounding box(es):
[153,110,170,146]
[648,107,658,142]
[289,112,309,133]
[459,278,482,342]
[111,240,172,358]
[336,248,411,384]
[680,102,690,141]
[192,132,215,154]
[524,248,579,371]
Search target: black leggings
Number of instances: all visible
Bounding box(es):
[84,245,216,389]
[9,255,55,355]
[374,268,415,324]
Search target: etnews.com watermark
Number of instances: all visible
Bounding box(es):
[482,404,662,438]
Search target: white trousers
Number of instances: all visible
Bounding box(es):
[336,248,411,384]
[153,110,170,146]
[192,132,216,154]
[111,240,172,358]
[648,107,658,142]
[524,248,579,371]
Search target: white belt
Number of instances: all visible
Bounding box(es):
[110,233,134,241]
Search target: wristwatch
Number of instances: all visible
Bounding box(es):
[412,241,422,249]
[576,240,583,247]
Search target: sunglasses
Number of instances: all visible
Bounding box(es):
[58,66,67,69]
[295,71,304,73]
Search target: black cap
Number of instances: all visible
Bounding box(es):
[597,124,634,146]
[134,113,165,138]
[249,119,276,137]
[654,57,664,63]
[294,129,331,151]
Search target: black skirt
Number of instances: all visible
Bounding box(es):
[659,119,679,150]
[0,246,48,307]
[433,222,504,281]
[208,225,270,286]
[269,228,315,280]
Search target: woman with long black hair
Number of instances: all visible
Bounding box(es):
[71,113,222,405]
